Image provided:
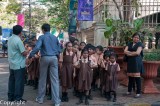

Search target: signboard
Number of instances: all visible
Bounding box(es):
[77,0,93,21]
[70,0,77,10]
[68,0,77,35]
[17,14,25,27]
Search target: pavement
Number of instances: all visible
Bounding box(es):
[0,58,160,106]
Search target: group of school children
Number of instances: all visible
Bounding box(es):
[24,39,121,105]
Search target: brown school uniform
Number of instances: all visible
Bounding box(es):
[100,60,109,86]
[60,51,77,88]
[27,52,40,80]
[73,51,81,89]
[97,53,104,85]
[74,57,97,91]
[92,53,102,83]
[26,51,36,80]
[105,62,120,92]
[89,55,97,83]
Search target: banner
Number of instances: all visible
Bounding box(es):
[69,0,77,10]
[77,0,93,21]
[17,14,25,27]
[68,0,77,35]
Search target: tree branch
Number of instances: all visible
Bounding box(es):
[112,0,123,21]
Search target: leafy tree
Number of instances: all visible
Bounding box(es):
[0,0,18,28]
[39,0,70,30]
[5,0,21,14]
[24,7,48,34]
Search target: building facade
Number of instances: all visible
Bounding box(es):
[77,0,160,47]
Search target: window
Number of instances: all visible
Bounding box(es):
[103,0,160,27]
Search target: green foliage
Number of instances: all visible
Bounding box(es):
[104,19,117,38]
[133,19,144,31]
[143,49,160,61]
[39,0,70,30]
[122,19,144,44]
[6,0,21,14]
[24,7,48,33]
[104,0,144,46]
[104,18,144,45]
[0,13,16,28]
[0,1,17,28]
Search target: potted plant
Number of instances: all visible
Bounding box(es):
[104,18,144,46]
[142,49,160,93]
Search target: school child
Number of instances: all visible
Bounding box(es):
[95,45,104,90]
[79,42,86,51]
[105,53,120,102]
[73,43,81,60]
[26,44,35,86]
[74,49,97,105]
[100,50,111,96]
[72,43,81,97]
[26,44,39,87]
[59,42,77,102]
[87,45,98,100]
[24,42,29,50]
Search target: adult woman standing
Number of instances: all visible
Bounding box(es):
[124,32,144,98]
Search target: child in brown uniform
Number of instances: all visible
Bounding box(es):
[100,50,111,97]
[26,44,39,86]
[74,49,97,105]
[59,42,77,102]
[87,45,97,100]
[95,45,104,90]
[26,44,34,86]
[105,53,120,102]
[72,43,81,97]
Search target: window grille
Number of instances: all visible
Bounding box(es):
[95,0,160,28]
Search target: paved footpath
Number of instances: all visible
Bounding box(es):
[0,58,160,106]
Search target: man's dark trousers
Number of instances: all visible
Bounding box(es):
[8,68,25,101]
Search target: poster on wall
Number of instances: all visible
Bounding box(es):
[77,0,93,21]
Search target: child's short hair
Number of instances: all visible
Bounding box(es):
[65,42,72,47]
[84,44,96,51]
[103,50,111,59]
[28,44,32,47]
[84,43,92,50]
[81,48,88,54]
[73,42,79,47]
[63,42,72,56]
[109,53,118,59]
[80,42,86,46]
[89,45,96,51]
[96,45,103,52]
